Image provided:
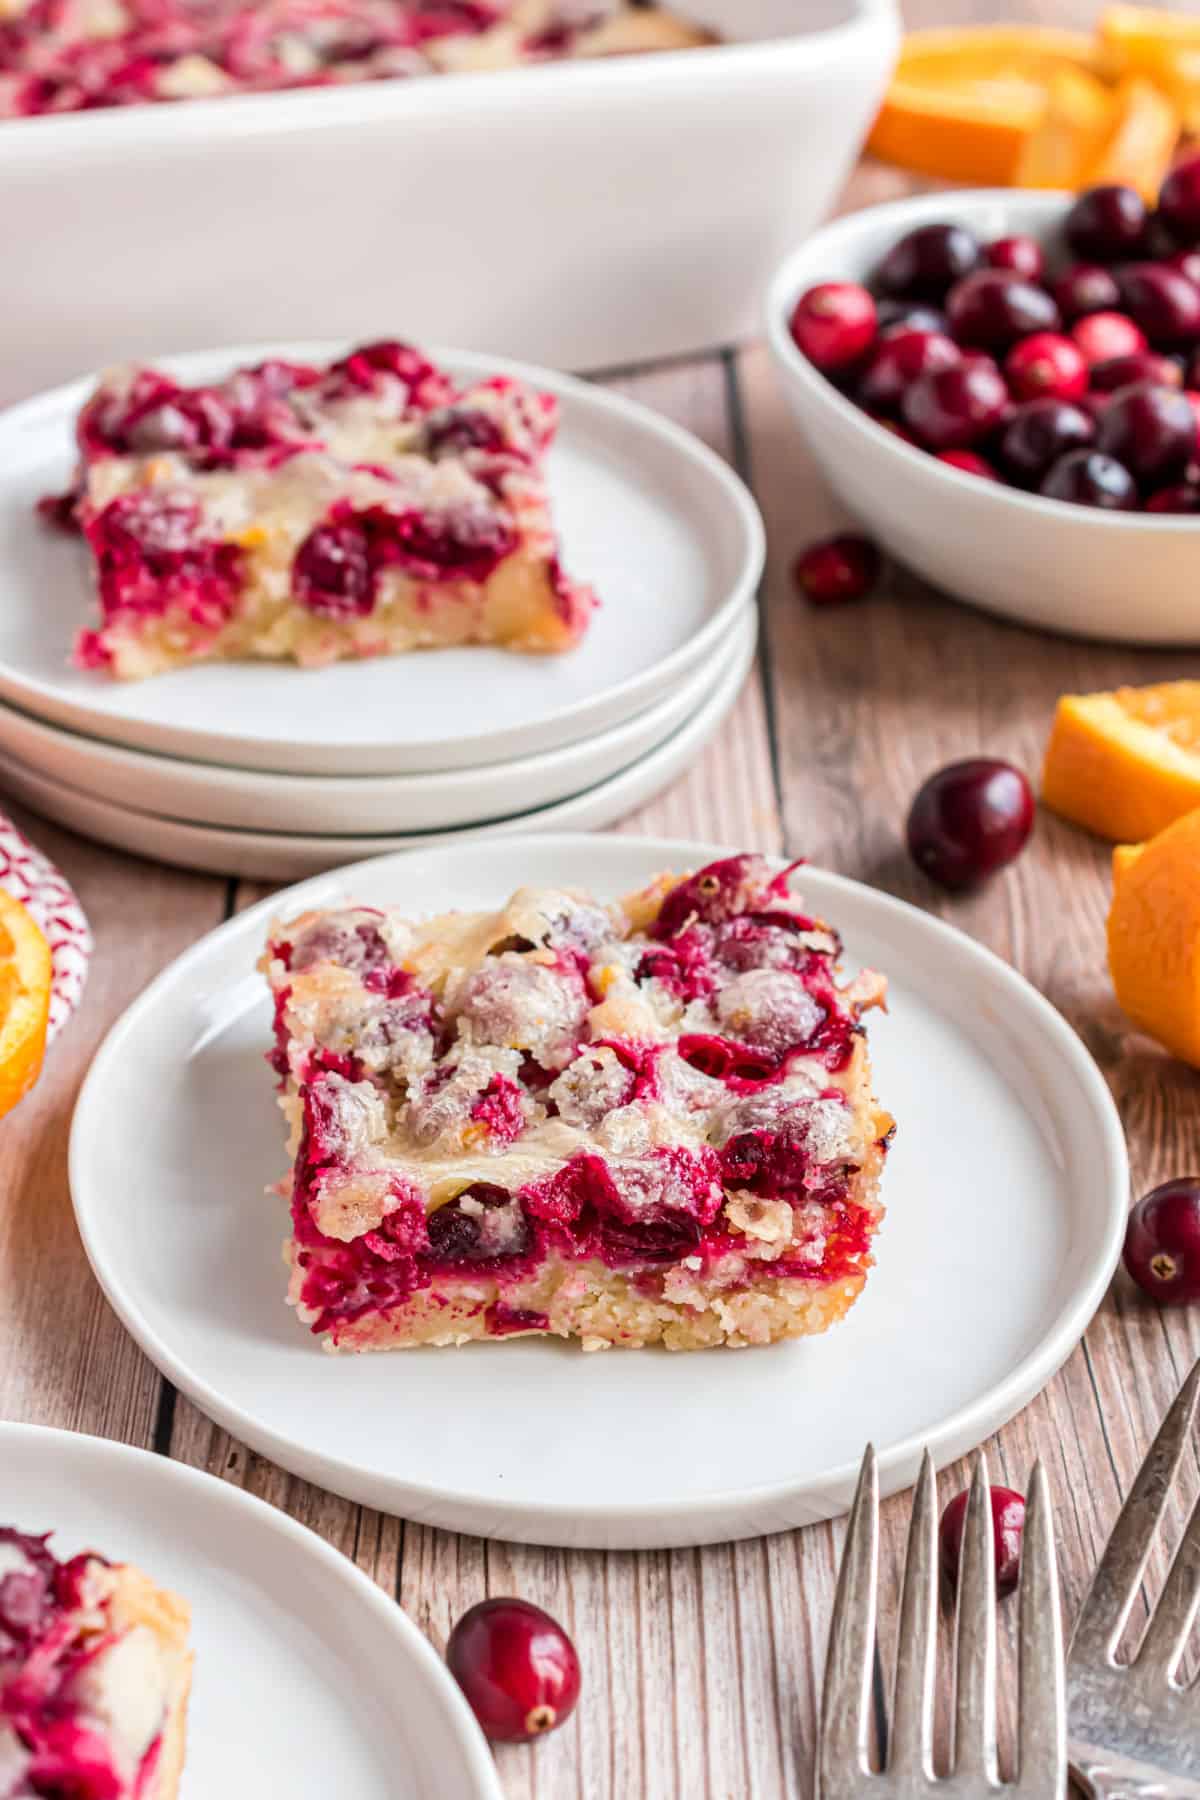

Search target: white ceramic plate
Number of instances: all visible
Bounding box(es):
[0,1422,502,1799]
[69,835,1128,1550]
[1,613,755,880]
[0,343,764,774]
[0,605,752,835]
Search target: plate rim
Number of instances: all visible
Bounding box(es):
[0,1417,505,1799]
[0,342,765,775]
[69,833,1129,1546]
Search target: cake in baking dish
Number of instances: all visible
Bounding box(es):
[260,854,894,1353]
[0,2,715,118]
[43,339,596,680]
[0,1527,192,1797]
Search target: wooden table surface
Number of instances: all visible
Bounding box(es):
[5,3,1200,1794]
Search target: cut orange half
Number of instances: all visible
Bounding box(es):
[1109,809,1200,1067]
[1083,75,1181,202]
[1100,6,1200,131]
[1042,682,1200,844]
[0,888,52,1119]
[1013,65,1117,190]
[868,26,1107,185]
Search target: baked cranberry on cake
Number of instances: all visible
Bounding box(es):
[0,3,714,119]
[259,856,894,1352]
[43,340,596,679]
[0,1528,192,1797]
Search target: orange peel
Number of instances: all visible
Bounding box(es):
[0,887,52,1119]
[1043,683,1200,845]
[1108,809,1200,1067]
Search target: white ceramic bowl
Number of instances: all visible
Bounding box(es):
[1,1,898,401]
[766,188,1200,646]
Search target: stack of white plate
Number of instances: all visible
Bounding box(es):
[0,345,765,881]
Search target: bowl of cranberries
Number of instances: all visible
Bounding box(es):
[767,175,1200,645]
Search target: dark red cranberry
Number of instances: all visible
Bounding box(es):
[1065,184,1148,261]
[1053,263,1122,322]
[1090,351,1183,392]
[1040,448,1139,509]
[901,355,1009,450]
[788,283,878,372]
[940,1486,1026,1596]
[293,519,375,617]
[985,234,1045,281]
[1186,391,1200,449]
[875,298,948,336]
[1004,331,1088,402]
[945,270,1060,350]
[1000,399,1094,485]
[936,449,998,479]
[906,758,1035,891]
[1096,381,1197,484]
[792,534,881,607]
[1072,311,1148,365]
[858,327,961,411]
[1159,155,1200,244]
[876,222,981,300]
[1171,249,1200,289]
[1124,1179,1200,1302]
[447,1599,580,1742]
[1114,263,1200,345]
[1145,483,1200,512]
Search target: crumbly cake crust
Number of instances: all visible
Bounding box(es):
[0,1530,192,1798]
[261,855,894,1353]
[42,339,595,679]
[0,1,715,119]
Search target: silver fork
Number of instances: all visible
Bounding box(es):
[817,1447,1066,1797]
[1068,1357,1200,1799]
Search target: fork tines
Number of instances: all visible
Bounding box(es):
[817,1446,1065,1797]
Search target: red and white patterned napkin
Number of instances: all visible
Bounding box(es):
[0,813,91,1042]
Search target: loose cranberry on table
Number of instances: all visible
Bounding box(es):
[876,221,980,299]
[1095,382,1197,487]
[1040,449,1139,510]
[985,234,1044,282]
[1123,1179,1200,1304]
[1000,399,1093,486]
[1158,153,1200,245]
[792,534,880,606]
[905,759,1035,892]
[446,1598,581,1743]
[788,283,877,372]
[939,1486,1026,1597]
[1052,263,1121,322]
[1064,183,1148,262]
[1003,331,1087,402]
[1070,311,1148,366]
[944,269,1060,351]
[857,327,960,412]
[900,356,1009,450]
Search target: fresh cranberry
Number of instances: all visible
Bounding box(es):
[1004,332,1088,402]
[447,1599,580,1742]
[1065,184,1148,261]
[1096,381,1197,484]
[857,328,961,411]
[1040,449,1139,509]
[875,298,948,336]
[1114,263,1200,345]
[945,270,1060,350]
[1090,351,1183,392]
[940,1486,1026,1596]
[792,534,880,607]
[1072,311,1149,365]
[293,519,375,617]
[788,283,878,372]
[1000,399,1094,485]
[1158,154,1200,244]
[901,355,1009,450]
[1146,483,1200,512]
[936,449,998,479]
[1171,249,1200,289]
[1053,263,1122,321]
[876,222,981,299]
[906,758,1035,891]
[985,234,1045,281]
[1123,1179,1200,1302]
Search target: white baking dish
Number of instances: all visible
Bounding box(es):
[0,0,897,401]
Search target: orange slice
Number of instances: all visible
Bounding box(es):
[868,26,1107,186]
[1013,66,1117,190]
[1083,75,1181,202]
[0,888,52,1119]
[1108,809,1200,1067]
[1042,682,1200,844]
[1100,5,1200,133]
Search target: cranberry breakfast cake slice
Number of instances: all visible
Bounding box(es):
[0,1528,191,1798]
[44,339,595,679]
[261,855,894,1352]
